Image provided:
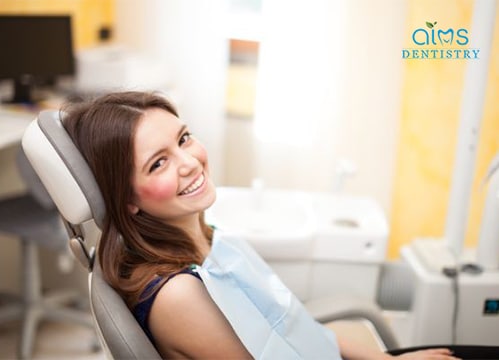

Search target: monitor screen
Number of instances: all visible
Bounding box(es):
[0,15,74,103]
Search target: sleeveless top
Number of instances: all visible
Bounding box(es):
[132,266,201,343]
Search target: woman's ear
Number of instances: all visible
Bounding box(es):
[128,204,139,214]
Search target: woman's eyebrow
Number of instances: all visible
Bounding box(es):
[141,124,188,173]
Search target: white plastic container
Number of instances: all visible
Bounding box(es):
[308,193,388,301]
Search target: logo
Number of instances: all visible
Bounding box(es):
[402,21,480,60]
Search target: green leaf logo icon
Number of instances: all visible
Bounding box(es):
[426,21,437,29]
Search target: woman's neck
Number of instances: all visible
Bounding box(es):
[168,213,211,257]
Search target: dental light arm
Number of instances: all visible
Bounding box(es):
[444,0,496,257]
[476,152,499,270]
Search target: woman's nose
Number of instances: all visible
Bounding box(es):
[177,150,198,176]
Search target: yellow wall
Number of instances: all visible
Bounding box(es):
[389,0,499,258]
[0,0,114,49]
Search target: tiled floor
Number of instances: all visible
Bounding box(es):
[0,321,105,360]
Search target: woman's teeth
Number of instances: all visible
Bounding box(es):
[179,174,205,195]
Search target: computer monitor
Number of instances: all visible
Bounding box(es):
[0,15,75,104]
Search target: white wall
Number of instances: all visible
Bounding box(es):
[336,0,407,216]
[225,0,407,219]
[252,0,343,192]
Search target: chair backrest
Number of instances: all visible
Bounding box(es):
[21,110,162,360]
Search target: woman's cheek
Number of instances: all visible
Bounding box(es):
[195,144,209,167]
[137,177,178,201]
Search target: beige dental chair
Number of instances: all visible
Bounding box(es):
[21,110,399,359]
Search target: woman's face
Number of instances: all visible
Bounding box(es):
[128,108,216,226]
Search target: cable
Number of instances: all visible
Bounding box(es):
[442,267,459,344]
[441,263,483,345]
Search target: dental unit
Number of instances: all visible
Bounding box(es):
[399,0,499,347]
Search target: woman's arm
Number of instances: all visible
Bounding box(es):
[337,335,391,360]
[337,334,461,360]
[148,274,252,359]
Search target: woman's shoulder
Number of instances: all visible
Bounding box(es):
[133,267,201,339]
[152,271,205,309]
[148,270,251,358]
[146,268,205,325]
[147,273,212,350]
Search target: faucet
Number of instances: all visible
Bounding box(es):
[333,158,357,193]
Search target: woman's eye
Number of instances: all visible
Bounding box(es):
[149,158,166,173]
[179,132,192,146]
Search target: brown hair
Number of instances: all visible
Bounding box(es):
[62,91,213,307]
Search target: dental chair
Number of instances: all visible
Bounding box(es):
[21,110,400,359]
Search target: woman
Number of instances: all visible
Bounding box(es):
[62,91,458,360]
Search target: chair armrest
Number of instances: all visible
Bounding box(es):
[304,294,400,351]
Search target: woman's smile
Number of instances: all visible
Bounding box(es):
[178,172,206,196]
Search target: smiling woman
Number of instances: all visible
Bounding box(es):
[61,92,249,358]
[59,91,458,360]
[128,107,216,232]
[62,92,215,307]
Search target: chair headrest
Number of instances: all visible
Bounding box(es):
[22,110,106,229]
[16,149,55,211]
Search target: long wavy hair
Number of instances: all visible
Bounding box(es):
[62,91,213,308]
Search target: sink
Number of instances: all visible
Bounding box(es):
[206,186,389,302]
[205,187,315,259]
[206,186,388,263]
[309,192,389,262]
